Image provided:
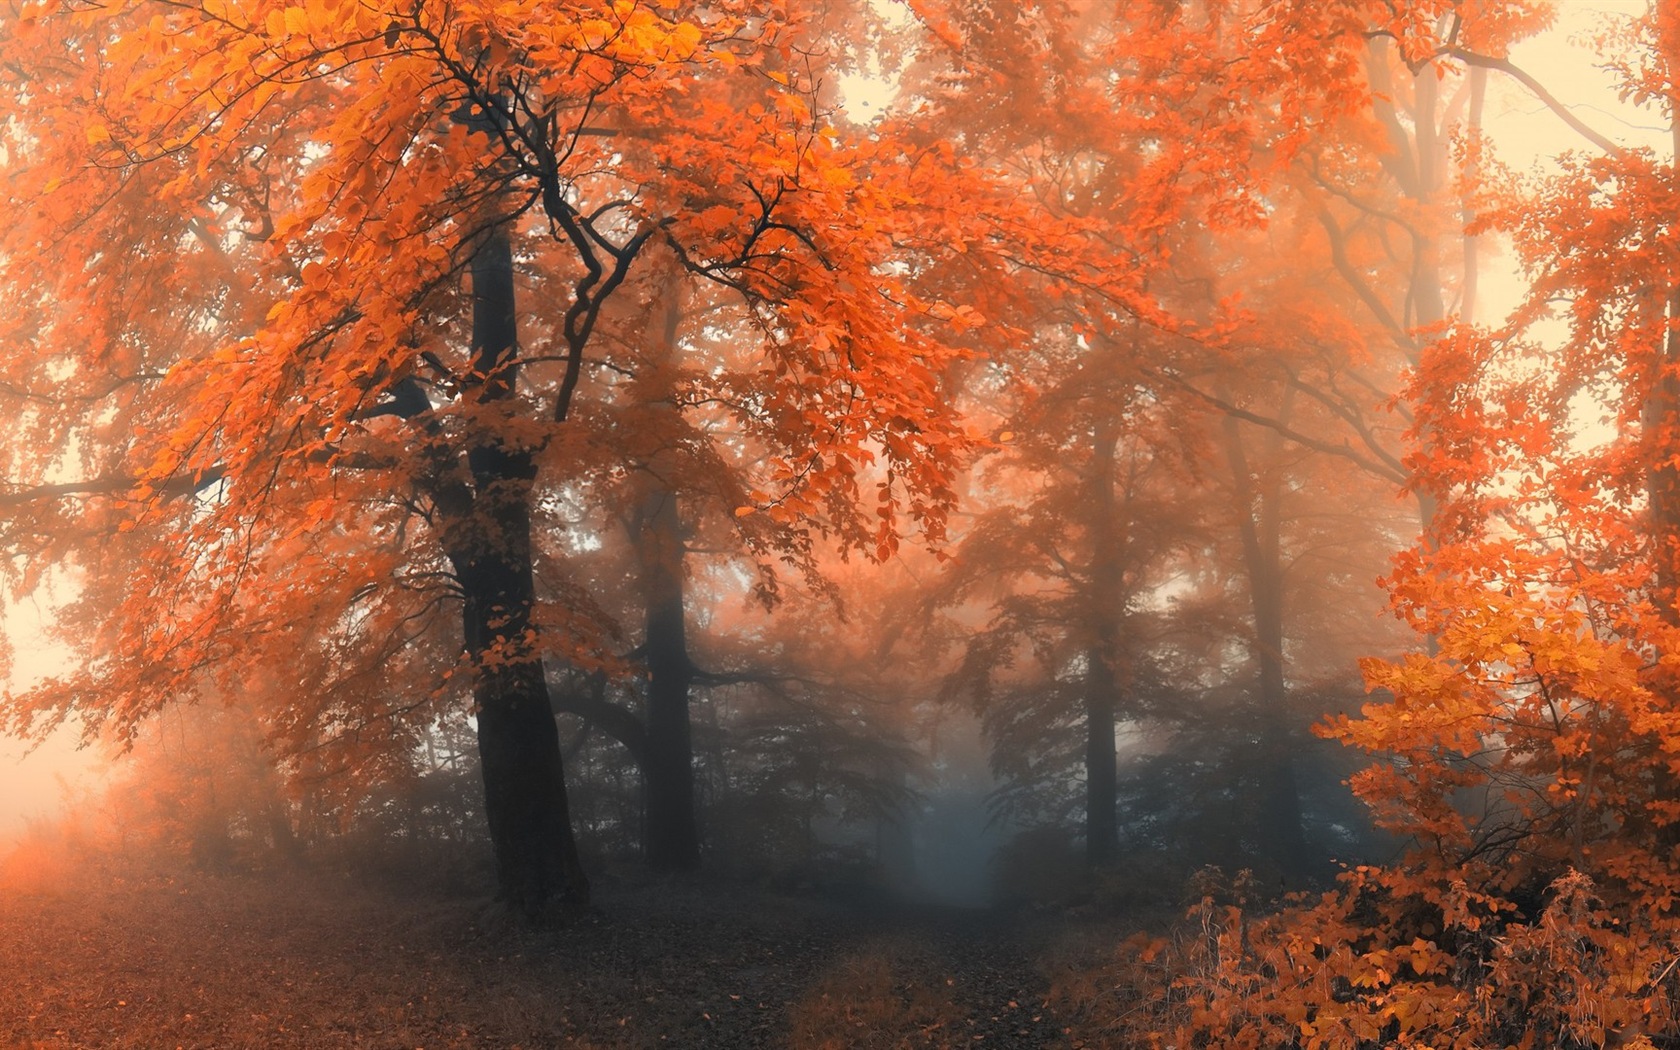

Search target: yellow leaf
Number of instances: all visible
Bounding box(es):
[766,69,789,85]
[85,123,110,145]
[283,6,309,36]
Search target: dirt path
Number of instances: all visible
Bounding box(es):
[0,862,1090,1049]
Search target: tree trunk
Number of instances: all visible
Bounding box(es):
[1639,113,1680,847]
[1084,424,1123,867]
[1223,409,1310,880]
[1650,286,1680,616]
[440,226,589,914]
[1459,65,1486,327]
[638,482,701,871]
[1652,112,1680,620]
[1409,58,1446,330]
[626,264,703,872]
[1083,643,1120,866]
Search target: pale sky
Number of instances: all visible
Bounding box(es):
[1496,1,1661,160]
[1476,1,1664,325]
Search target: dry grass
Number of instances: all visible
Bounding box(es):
[785,946,961,1048]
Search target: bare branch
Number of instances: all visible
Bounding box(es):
[1443,47,1621,156]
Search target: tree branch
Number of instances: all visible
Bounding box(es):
[550,671,647,765]
[1160,374,1409,485]
[0,465,226,508]
[1442,47,1621,156]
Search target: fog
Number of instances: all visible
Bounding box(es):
[0,732,103,844]
[0,599,99,846]
[0,2,1672,1047]
[0,0,1645,901]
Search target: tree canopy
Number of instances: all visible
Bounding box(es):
[15,9,1680,1043]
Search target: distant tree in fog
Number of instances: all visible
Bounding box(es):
[932,335,1206,867]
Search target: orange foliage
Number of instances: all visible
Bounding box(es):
[1098,5,1680,1048]
[0,0,1653,991]
[0,2,1002,773]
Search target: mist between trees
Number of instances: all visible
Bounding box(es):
[4,1,1680,1047]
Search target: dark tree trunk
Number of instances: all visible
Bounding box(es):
[629,267,702,872]
[638,484,701,871]
[440,226,588,914]
[1083,644,1120,867]
[1084,425,1123,867]
[1223,410,1310,880]
[542,260,701,873]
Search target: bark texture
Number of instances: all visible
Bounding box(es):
[442,226,589,913]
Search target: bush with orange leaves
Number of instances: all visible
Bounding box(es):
[1075,863,1677,1049]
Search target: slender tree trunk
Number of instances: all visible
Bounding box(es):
[1085,424,1123,867]
[1639,111,1680,846]
[638,482,701,871]
[542,260,702,872]
[1651,295,1680,617]
[1653,114,1680,619]
[1460,66,1486,326]
[440,226,588,914]
[1223,409,1310,879]
[1083,643,1120,866]
[1410,60,1446,330]
[627,265,703,871]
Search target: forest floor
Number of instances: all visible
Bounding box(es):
[0,845,1143,1049]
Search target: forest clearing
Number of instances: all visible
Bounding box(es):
[8,0,1680,1046]
[0,841,1121,1049]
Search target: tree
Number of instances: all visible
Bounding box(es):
[1096,5,1680,1047]
[890,0,1484,879]
[549,542,926,881]
[1338,0,1680,935]
[0,0,986,915]
[933,327,1209,867]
